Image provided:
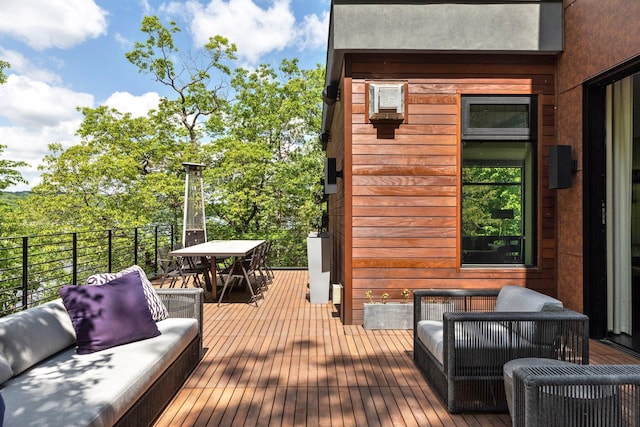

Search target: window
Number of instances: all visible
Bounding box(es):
[462,96,536,140]
[461,96,537,266]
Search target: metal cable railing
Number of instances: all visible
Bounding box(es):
[0,225,176,316]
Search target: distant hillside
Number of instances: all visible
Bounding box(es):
[0,191,32,206]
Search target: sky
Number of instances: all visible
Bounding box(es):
[0,0,330,191]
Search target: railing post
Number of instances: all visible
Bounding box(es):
[154,225,159,274]
[108,230,113,273]
[72,233,77,286]
[21,236,28,310]
[134,228,139,266]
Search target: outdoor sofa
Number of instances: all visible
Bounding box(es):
[413,285,590,413]
[0,266,203,427]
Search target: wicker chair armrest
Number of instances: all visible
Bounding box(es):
[156,288,204,341]
[512,365,640,426]
[442,310,589,370]
[443,309,588,323]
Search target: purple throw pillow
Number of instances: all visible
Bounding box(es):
[59,271,161,355]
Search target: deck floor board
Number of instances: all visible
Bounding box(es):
[153,270,639,426]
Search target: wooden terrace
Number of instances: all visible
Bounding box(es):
[153,270,640,426]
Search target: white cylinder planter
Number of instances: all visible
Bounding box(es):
[307,232,330,304]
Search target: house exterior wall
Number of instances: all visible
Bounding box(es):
[556,0,640,313]
[328,53,558,325]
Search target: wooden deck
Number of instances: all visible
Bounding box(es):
[153,270,640,427]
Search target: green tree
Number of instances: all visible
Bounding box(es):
[0,145,28,192]
[125,15,236,149]
[2,17,326,267]
[22,107,186,231]
[0,60,9,84]
[206,60,325,265]
[0,61,28,192]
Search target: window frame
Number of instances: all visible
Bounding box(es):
[461,96,537,140]
[460,95,538,267]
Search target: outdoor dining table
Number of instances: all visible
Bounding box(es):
[168,240,265,305]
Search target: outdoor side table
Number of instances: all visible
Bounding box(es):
[503,357,575,419]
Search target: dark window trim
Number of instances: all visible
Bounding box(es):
[462,96,537,140]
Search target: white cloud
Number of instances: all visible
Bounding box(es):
[103,91,161,117]
[0,75,93,127]
[0,121,82,190]
[169,0,327,64]
[0,48,63,85]
[296,11,330,51]
[0,74,93,191]
[114,33,132,50]
[190,0,295,63]
[0,0,108,50]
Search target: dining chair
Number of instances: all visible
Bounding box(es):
[217,247,262,306]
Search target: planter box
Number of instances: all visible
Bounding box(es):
[363,303,413,330]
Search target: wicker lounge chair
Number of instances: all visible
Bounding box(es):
[413,286,590,413]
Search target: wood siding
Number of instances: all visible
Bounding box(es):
[333,54,558,325]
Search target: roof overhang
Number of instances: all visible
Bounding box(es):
[322,0,564,133]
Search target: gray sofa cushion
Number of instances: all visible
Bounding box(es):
[0,299,75,376]
[495,286,564,345]
[416,320,445,364]
[417,320,540,368]
[1,317,197,427]
[0,353,12,385]
[494,285,563,312]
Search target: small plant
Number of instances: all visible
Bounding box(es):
[365,290,375,304]
[365,289,411,304]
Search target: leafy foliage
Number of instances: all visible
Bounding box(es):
[462,166,522,237]
[1,16,325,266]
[0,62,28,192]
[205,60,324,265]
[0,60,8,84]
[0,144,28,192]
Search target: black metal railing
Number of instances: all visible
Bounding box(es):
[0,225,176,316]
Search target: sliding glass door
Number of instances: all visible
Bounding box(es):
[606,74,640,351]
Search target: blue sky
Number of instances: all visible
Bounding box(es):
[0,0,330,191]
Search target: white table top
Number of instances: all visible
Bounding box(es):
[168,240,265,258]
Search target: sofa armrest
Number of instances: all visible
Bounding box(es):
[512,364,640,426]
[442,310,590,373]
[156,288,204,341]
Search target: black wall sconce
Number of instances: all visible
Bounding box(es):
[319,132,330,150]
[324,157,343,194]
[549,145,577,189]
[322,83,339,105]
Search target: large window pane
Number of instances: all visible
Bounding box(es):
[462,142,535,266]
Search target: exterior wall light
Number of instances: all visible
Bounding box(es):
[323,83,339,105]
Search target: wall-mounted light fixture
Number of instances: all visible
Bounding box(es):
[368,83,405,121]
[322,83,339,105]
[319,132,330,150]
[366,82,407,139]
[549,145,577,189]
[324,157,343,194]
